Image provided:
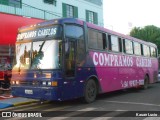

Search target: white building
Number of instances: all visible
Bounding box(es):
[0,0,103,26]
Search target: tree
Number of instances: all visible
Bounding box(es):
[130,25,160,53]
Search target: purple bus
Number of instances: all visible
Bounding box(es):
[11,18,158,103]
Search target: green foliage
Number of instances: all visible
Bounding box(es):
[130,25,160,53]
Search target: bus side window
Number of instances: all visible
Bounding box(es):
[88,29,97,49]
[88,29,104,50]
[134,42,141,55]
[143,44,150,57]
[123,39,126,53]
[110,35,119,52]
[132,41,135,54]
[150,47,157,57]
[108,35,111,51]
[97,32,103,50]
[123,39,133,54]
[141,44,144,56]
[103,33,107,50]
[155,48,158,57]
[118,38,122,52]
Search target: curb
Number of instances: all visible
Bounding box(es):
[0,97,50,109]
[0,98,39,109]
[13,99,38,106]
[13,99,51,106]
[0,103,13,109]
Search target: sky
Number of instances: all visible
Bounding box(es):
[103,0,160,34]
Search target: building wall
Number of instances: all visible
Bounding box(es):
[84,0,103,6]
[0,0,103,26]
[0,13,43,45]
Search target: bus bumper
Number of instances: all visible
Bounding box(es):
[11,86,61,101]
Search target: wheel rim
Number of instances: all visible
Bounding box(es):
[86,80,96,99]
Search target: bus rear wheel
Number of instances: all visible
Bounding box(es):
[142,75,149,89]
[83,79,97,103]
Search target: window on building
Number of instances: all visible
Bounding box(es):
[134,42,141,55]
[88,11,94,23]
[143,44,150,57]
[62,3,78,18]
[88,29,104,50]
[0,0,22,8]
[124,39,133,54]
[43,0,56,6]
[150,47,157,57]
[86,10,98,25]
[66,5,74,17]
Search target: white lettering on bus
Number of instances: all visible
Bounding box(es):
[17,27,57,40]
[38,28,57,37]
[121,79,144,88]
[93,52,98,66]
[92,52,151,67]
[17,31,37,40]
[99,53,104,66]
[136,58,152,67]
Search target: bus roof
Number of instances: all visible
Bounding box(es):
[18,18,83,32]
[18,18,157,48]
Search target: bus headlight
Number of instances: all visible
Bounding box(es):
[12,81,15,85]
[42,81,46,85]
[48,82,52,86]
[45,73,51,79]
[16,81,19,85]
[51,81,58,86]
[42,81,57,86]
[34,73,37,78]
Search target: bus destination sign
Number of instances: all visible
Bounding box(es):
[17,26,57,41]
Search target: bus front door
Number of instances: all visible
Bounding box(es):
[63,39,76,100]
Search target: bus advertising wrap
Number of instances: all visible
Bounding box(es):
[92,52,152,68]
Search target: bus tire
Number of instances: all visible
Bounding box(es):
[83,79,97,103]
[142,75,149,89]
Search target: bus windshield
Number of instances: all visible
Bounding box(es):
[14,24,62,70]
[31,40,62,69]
[14,40,62,70]
[15,42,31,70]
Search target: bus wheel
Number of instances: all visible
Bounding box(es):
[83,79,97,103]
[142,76,149,89]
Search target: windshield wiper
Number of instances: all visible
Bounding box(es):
[31,41,45,70]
